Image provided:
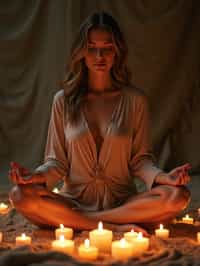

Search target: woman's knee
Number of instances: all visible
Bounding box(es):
[9,185,34,209]
[160,185,191,212]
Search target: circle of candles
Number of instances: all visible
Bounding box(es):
[16,233,31,246]
[112,238,133,260]
[0,203,9,214]
[130,232,149,256]
[78,239,98,261]
[89,221,113,252]
[55,224,73,240]
[197,232,200,243]
[0,232,2,243]
[182,214,194,224]
[155,224,169,239]
[51,235,74,255]
[124,229,138,242]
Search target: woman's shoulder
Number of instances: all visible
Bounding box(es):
[123,85,148,103]
[52,89,65,105]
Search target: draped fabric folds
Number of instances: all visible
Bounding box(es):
[0,0,199,187]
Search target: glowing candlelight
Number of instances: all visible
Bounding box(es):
[51,235,74,255]
[182,214,194,224]
[78,239,98,260]
[53,187,59,193]
[55,224,73,240]
[89,221,113,252]
[124,229,138,242]
[112,238,133,260]
[155,224,169,239]
[197,232,200,243]
[0,203,9,214]
[0,232,2,243]
[16,233,31,246]
[130,232,149,256]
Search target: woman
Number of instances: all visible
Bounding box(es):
[9,12,191,233]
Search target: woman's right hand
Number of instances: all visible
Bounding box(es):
[9,162,45,185]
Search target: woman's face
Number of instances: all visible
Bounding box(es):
[84,28,116,74]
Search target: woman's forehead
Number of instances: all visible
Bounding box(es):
[87,28,113,44]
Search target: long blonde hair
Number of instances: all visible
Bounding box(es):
[62,11,132,124]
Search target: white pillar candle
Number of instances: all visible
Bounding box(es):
[130,232,149,256]
[124,229,138,242]
[78,239,98,261]
[197,232,200,243]
[182,214,194,224]
[0,203,9,214]
[52,235,74,255]
[155,224,169,239]
[55,224,73,240]
[0,232,2,243]
[16,233,31,246]
[112,238,133,260]
[89,221,113,252]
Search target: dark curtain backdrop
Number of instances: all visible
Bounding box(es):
[0,0,200,187]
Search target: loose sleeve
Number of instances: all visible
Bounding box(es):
[129,93,163,190]
[35,91,69,189]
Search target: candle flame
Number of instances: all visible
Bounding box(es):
[21,233,26,239]
[131,229,135,233]
[0,203,8,208]
[185,214,189,219]
[138,232,143,239]
[53,188,59,193]
[160,224,163,230]
[60,224,64,229]
[85,238,90,248]
[59,235,65,241]
[98,221,103,231]
[120,238,126,247]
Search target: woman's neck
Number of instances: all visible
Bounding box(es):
[88,72,112,92]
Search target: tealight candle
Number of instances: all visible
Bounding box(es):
[155,224,169,239]
[0,232,2,243]
[182,214,194,224]
[130,232,149,256]
[55,224,73,240]
[53,188,59,193]
[112,238,133,260]
[89,221,113,252]
[78,239,98,261]
[124,229,138,242]
[0,203,9,214]
[16,233,31,246]
[52,235,74,255]
[197,232,200,243]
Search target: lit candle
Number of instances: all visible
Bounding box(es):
[112,238,133,260]
[16,233,31,246]
[155,224,169,239]
[124,229,138,242]
[130,232,149,256]
[51,235,74,255]
[89,221,113,252]
[53,188,59,193]
[198,208,200,216]
[197,232,200,243]
[0,232,2,243]
[0,203,9,214]
[55,224,73,240]
[182,214,194,224]
[78,239,98,261]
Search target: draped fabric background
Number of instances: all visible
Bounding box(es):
[0,0,200,188]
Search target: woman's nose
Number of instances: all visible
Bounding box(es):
[96,48,103,58]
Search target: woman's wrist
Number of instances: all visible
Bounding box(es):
[154,172,169,185]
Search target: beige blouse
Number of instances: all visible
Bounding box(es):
[36,87,163,211]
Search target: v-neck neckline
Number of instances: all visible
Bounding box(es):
[82,91,123,163]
